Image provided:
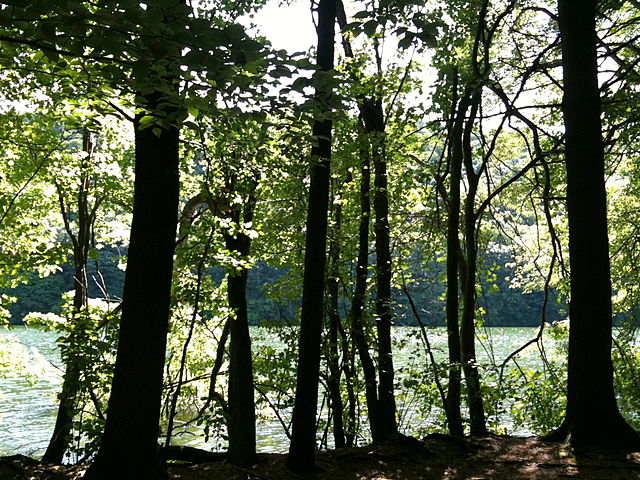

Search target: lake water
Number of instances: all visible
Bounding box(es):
[0,326,63,457]
[0,325,562,457]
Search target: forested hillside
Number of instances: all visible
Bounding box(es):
[4,251,562,326]
[0,0,639,478]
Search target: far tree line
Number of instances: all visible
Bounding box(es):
[3,249,563,327]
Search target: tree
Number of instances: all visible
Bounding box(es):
[325,172,347,448]
[548,0,640,450]
[287,0,338,472]
[83,0,185,474]
[85,99,180,479]
[0,105,132,461]
[224,183,258,467]
[443,71,465,436]
[42,129,97,462]
[218,132,263,467]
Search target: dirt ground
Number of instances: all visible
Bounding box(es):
[5,435,640,480]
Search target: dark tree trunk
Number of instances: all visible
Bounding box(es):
[84,102,180,479]
[556,0,640,450]
[460,94,487,436]
[460,183,486,435]
[362,98,397,440]
[445,95,466,438]
[286,0,337,471]
[326,187,346,449]
[339,324,357,447]
[335,1,396,441]
[348,132,382,441]
[42,130,94,463]
[225,186,257,467]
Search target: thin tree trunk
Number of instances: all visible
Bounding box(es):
[366,97,397,439]
[445,92,466,437]
[164,226,215,448]
[42,129,94,463]
[460,94,487,436]
[338,322,357,447]
[326,186,346,449]
[286,0,337,471]
[226,184,257,467]
[556,0,640,450]
[348,131,382,441]
[460,184,487,435]
[336,2,396,441]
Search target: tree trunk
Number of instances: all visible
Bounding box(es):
[445,94,466,437]
[363,97,397,440]
[348,132,382,441]
[460,94,487,436]
[556,0,640,450]
[286,0,337,471]
[339,323,357,447]
[326,186,346,449]
[84,100,180,479]
[225,186,257,467]
[460,181,487,435]
[42,129,94,463]
[335,1,396,441]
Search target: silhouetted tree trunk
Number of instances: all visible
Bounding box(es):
[444,88,466,437]
[460,92,487,435]
[43,129,95,463]
[286,0,337,471]
[361,98,397,440]
[348,131,382,441]
[335,2,380,442]
[326,182,346,449]
[84,98,180,479]
[225,180,258,467]
[339,325,357,447]
[552,0,640,450]
[335,1,397,441]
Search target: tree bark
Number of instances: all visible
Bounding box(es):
[225,184,257,467]
[84,99,180,479]
[445,92,466,437]
[335,2,396,441]
[556,0,640,450]
[286,0,337,471]
[460,93,487,435]
[362,98,397,440]
[348,131,382,441]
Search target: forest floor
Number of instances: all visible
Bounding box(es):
[5,435,640,480]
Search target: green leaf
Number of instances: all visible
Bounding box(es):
[417,31,438,48]
[341,21,361,33]
[224,23,246,44]
[291,76,310,92]
[39,21,57,41]
[270,65,292,78]
[363,20,378,37]
[138,115,155,130]
[187,106,199,119]
[398,33,415,50]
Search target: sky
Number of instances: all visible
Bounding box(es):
[251,0,316,53]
